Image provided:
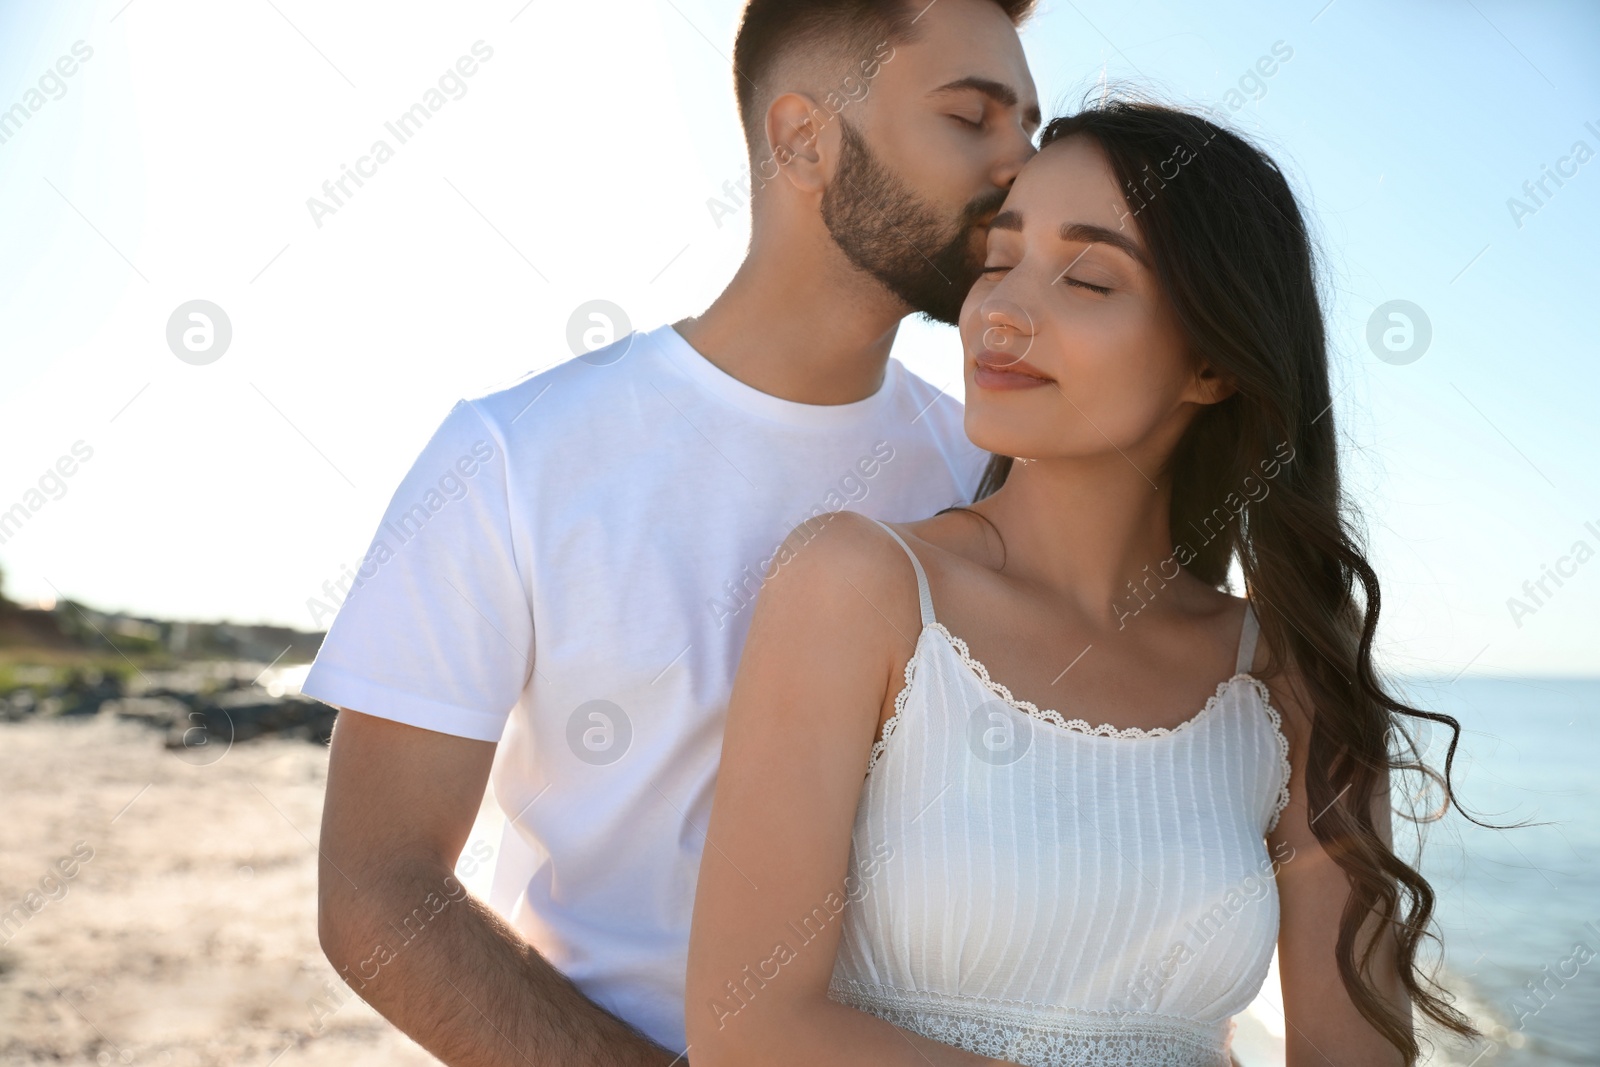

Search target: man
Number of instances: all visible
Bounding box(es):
[305,1,1040,1062]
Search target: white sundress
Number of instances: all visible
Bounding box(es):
[827,518,1293,1066]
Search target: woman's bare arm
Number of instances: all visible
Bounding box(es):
[1268,661,1411,1066]
[686,513,1016,1067]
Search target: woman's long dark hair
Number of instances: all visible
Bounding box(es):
[973,99,1478,1060]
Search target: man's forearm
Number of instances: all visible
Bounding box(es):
[319,857,680,1067]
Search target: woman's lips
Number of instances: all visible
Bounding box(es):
[973,349,1054,391]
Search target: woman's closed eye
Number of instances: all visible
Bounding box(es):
[1060,275,1113,295]
[979,264,1113,295]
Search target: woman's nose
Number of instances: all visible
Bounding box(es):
[976,294,1036,367]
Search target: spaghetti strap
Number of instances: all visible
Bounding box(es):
[1235,601,1260,675]
[865,517,936,628]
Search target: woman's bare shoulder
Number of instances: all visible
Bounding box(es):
[753,510,930,647]
[1242,603,1316,750]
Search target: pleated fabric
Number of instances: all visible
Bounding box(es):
[827,520,1292,1067]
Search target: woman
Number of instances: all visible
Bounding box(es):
[685,100,1474,1066]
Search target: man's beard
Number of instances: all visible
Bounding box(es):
[820,117,1006,326]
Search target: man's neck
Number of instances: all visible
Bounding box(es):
[673,245,908,407]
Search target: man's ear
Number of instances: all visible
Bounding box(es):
[763,92,838,196]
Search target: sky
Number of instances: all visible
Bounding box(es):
[0,0,1596,678]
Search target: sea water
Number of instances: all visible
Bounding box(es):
[1403,676,1600,1066]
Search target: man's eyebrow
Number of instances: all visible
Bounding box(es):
[988,210,1151,269]
[928,76,1042,131]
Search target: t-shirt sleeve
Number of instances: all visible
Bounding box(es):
[300,398,532,742]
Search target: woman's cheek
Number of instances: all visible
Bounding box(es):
[1064,329,1170,440]
[957,294,984,352]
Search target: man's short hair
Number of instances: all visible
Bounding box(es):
[732,0,1037,158]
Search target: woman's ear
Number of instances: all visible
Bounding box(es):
[1185,362,1238,407]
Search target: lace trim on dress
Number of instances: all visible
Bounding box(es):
[864,630,924,775]
[1242,675,1294,833]
[933,622,1237,739]
[828,980,1232,1067]
[865,623,1298,818]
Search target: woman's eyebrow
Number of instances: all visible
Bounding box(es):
[989,209,1150,270]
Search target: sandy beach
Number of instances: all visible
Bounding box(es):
[0,713,440,1066]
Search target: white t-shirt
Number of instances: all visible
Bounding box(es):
[301,322,988,1052]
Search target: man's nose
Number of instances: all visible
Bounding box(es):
[991,125,1038,191]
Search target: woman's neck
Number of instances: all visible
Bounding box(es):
[970,455,1191,627]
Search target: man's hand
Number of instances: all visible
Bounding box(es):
[317,708,681,1066]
